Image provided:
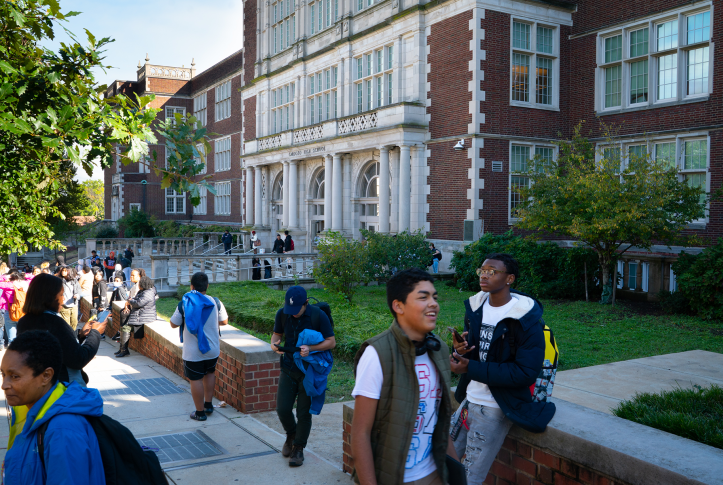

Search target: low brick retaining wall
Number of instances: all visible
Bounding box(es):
[342,399,723,485]
[80,297,280,413]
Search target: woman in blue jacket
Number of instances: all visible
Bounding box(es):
[1,330,105,485]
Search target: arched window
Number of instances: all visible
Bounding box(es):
[309,168,325,234]
[272,172,284,231]
[272,173,284,201]
[360,162,379,198]
[311,169,325,199]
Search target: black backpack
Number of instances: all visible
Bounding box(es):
[177,296,222,340]
[307,296,333,329]
[37,414,168,485]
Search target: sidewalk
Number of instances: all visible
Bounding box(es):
[1,334,349,485]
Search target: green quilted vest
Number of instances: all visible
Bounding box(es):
[352,321,452,485]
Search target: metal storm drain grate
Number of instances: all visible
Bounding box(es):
[100,376,185,398]
[137,431,225,464]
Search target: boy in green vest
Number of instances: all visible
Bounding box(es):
[351,268,459,485]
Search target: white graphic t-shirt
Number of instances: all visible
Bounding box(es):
[466,296,517,407]
[352,346,442,482]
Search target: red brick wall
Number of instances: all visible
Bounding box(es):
[106,302,279,413]
[244,0,257,84]
[244,96,257,141]
[147,77,192,96]
[426,11,473,240]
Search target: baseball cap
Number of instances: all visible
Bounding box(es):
[284,286,307,315]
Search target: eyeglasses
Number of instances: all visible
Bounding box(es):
[476,268,508,277]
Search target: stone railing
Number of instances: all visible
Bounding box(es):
[342,399,723,484]
[259,134,282,151]
[138,64,193,81]
[190,232,250,255]
[292,125,323,143]
[87,238,197,260]
[150,252,319,287]
[339,111,378,134]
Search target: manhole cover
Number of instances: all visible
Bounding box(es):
[138,431,225,464]
[101,377,185,398]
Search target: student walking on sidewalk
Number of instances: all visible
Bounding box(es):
[170,272,228,421]
[270,286,335,467]
[449,253,555,484]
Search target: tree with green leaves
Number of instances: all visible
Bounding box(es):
[80,180,104,219]
[514,122,707,301]
[313,231,369,303]
[0,0,212,256]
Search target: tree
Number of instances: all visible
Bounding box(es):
[0,0,212,255]
[313,232,369,303]
[80,180,104,219]
[361,230,431,281]
[515,122,706,301]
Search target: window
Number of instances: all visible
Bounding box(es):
[310,169,325,223]
[597,6,712,112]
[195,143,206,174]
[193,94,207,127]
[165,189,185,214]
[129,203,141,212]
[510,143,554,218]
[272,0,295,51]
[308,67,337,124]
[215,81,231,121]
[165,106,185,126]
[272,82,295,133]
[654,142,676,169]
[511,20,558,108]
[682,139,708,210]
[193,186,207,215]
[354,47,394,114]
[214,182,231,215]
[215,136,231,172]
[358,0,374,11]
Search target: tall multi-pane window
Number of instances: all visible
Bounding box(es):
[308,67,337,124]
[358,0,374,11]
[272,0,295,52]
[272,82,295,133]
[509,144,554,218]
[193,186,207,215]
[165,189,185,214]
[354,47,394,113]
[511,20,558,108]
[215,136,231,172]
[683,139,707,208]
[193,94,207,127]
[654,142,676,169]
[310,4,315,34]
[214,182,231,216]
[215,81,231,121]
[598,7,712,112]
[195,143,207,175]
[165,106,185,126]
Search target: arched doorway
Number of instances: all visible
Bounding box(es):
[272,172,283,232]
[309,168,325,237]
[358,162,380,233]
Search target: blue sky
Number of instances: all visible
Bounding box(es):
[47,0,245,182]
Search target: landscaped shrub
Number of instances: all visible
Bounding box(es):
[93,225,118,239]
[672,238,723,321]
[362,230,431,281]
[313,231,369,302]
[449,231,600,299]
[118,208,155,237]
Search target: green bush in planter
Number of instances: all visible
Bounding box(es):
[362,230,431,281]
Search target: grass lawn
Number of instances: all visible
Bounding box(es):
[156,281,723,403]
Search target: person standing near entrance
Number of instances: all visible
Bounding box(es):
[270,286,335,467]
[273,234,285,266]
[449,253,555,484]
[102,252,116,281]
[222,230,233,254]
[170,272,228,421]
[283,231,294,254]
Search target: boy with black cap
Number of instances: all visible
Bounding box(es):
[270,285,335,467]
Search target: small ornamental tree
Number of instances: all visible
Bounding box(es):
[313,231,369,302]
[361,230,431,281]
[515,122,707,300]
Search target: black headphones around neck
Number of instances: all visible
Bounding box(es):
[413,333,442,356]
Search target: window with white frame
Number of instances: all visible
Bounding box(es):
[195,143,206,174]
[272,0,296,54]
[214,182,231,215]
[597,6,711,112]
[215,136,231,172]
[129,203,141,212]
[272,82,295,133]
[165,189,185,214]
[193,93,207,127]
[308,66,338,124]
[309,0,334,35]
[354,46,393,114]
[215,81,232,121]
[357,0,375,12]
[193,186,207,215]
[309,168,325,225]
[165,106,186,125]
[509,143,554,218]
[510,20,559,109]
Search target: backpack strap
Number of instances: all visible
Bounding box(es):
[36,420,50,469]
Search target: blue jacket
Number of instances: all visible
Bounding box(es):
[181,291,215,354]
[455,289,556,433]
[294,329,333,415]
[3,381,105,485]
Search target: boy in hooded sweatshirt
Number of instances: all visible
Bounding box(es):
[102,252,116,281]
[449,253,555,484]
[2,330,105,484]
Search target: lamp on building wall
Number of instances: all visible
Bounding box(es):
[454,139,465,150]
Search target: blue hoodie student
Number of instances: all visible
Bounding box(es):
[3,381,105,485]
[181,290,215,353]
[294,329,333,415]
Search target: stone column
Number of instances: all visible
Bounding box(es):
[282,161,290,227]
[635,260,644,292]
[245,167,255,226]
[289,160,299,228]
[332,153,343,231]
[262,165,270,227]
[398,144,411,232]
[254,166,263,226]
[378,146,390,233]
[390,148,400,233]
[324,155,333,231]
[342,154,353,232]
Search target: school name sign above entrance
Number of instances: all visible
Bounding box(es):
[289,146,326,157]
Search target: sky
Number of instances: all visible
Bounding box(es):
[45,0,245,183]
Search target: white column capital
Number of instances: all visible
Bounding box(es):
[379,145,390,154]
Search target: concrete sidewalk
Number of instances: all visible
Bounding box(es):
[1,336,349,485]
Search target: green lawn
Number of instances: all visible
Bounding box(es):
[156,281,723,402]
